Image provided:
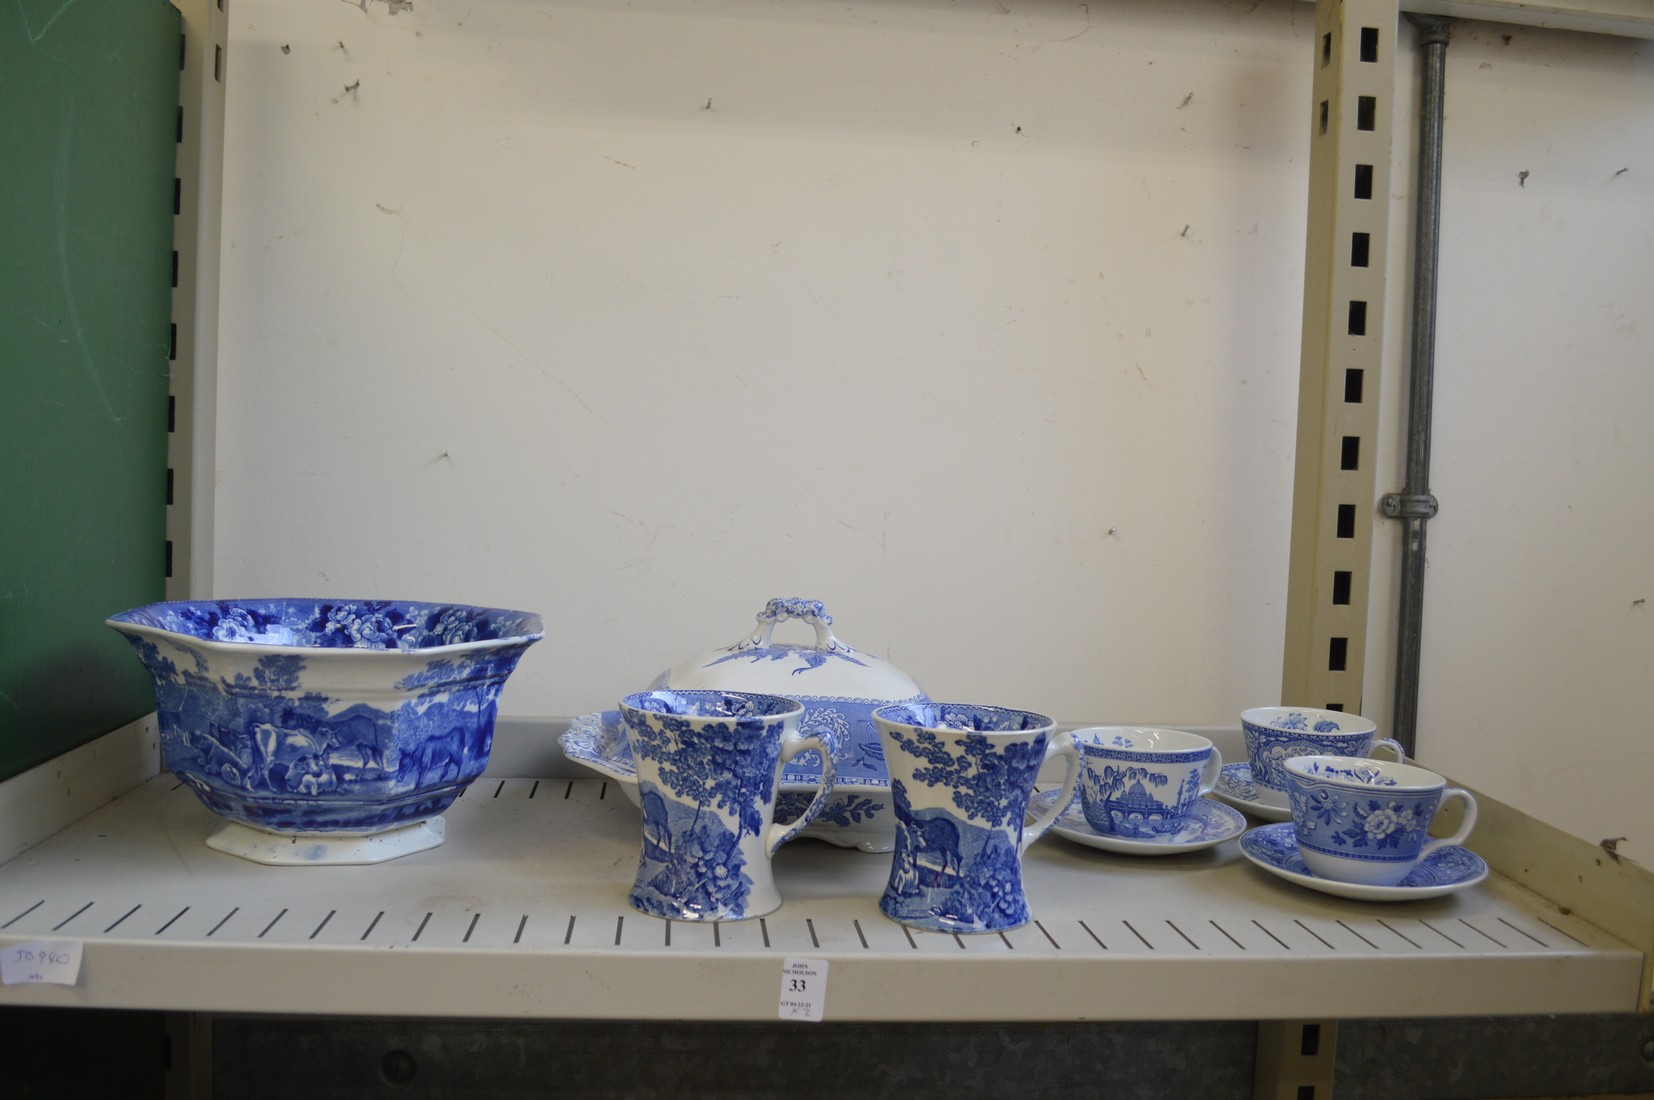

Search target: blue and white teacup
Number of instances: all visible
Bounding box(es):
[1241,706,1404,809]
[1073,727,1222,838]
[872,702,1081,935]
[620,690,836,922]
[1283,755,1477,887]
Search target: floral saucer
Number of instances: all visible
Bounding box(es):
[1210,762,1292,822]
[1029,789,1246,856]
[1238,822,1489,901]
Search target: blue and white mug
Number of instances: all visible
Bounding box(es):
[1241,706,1403,808]
[1283,755,1477,887]
[620,690,836,922]
[872,702,1081,935]
[1073,727,1222,838]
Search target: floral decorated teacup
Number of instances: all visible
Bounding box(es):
[1241,706,1403,809]
[1282,755,1477,886]
[620,690,836,922]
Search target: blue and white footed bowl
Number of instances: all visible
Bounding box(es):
[108,599,542,850]
[644,598,928,851]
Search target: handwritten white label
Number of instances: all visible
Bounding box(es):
[777,956,827,1022]
[1,940,84,986]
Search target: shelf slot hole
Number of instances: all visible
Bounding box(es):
[1356,94,1376,131]
[1359,26,1379,62]
[1166,920,1200,950]
[1353,164,1373,200]
[1418,919,1464,949]
[1350,231,1370,268]
[1328,636,1348,672]
[1497,917,1552,947]
[1251,920,1291,950]
[54,902,94,932]
[1209,920,1245,950]
[1336,920,1380,949]
[103,905,142,934]
[1532,917,1588,947]
[2,900,44,929]
[1458,919,1506,948]
[1347,299,1368,336]
[1332,570,1352,606]
[1318,99,1328,135]
[1339,436,1360,471]
[1376,919,1421,948]
[1336,504,1356,539]
[1321,31,1331,66]
[1301,1022,1322,1057]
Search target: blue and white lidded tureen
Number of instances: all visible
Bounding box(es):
[561,597,928,852]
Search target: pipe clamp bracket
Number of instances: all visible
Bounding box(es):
[1380,492,1439,519]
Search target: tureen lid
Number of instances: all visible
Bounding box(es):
[652,597,925,704]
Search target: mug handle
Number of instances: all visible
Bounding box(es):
[1367,737,1407,764]
[1198,747,1224,794]
[1019,731,1083,854]
[1420,787,1478,856]
[764,724,838,856]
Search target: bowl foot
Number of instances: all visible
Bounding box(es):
[205,817,446,866]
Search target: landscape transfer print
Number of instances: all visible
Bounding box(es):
[879,725,1048,932]
[110,600,540,833]
[627,710,783,920]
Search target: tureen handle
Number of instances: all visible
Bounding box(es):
[736,597,852,654]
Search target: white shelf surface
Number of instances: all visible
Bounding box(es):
[0,774,1640,1021]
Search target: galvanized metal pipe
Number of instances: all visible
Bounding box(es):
[1391,15,1451,757]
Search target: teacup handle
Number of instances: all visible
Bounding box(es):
[1421,787,1478,856]
[764,725,838,856]
[1367,738,1407,764]
[1020,731,1083,854]
[1199,747,1224,794]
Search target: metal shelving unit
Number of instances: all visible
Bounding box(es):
[0,725,1641,1023]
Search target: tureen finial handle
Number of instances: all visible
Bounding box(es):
[742,597,848,653]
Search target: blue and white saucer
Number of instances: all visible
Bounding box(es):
[1031,789,1247,856]
[1238,822,1489,901]
[1210,762,1292,822]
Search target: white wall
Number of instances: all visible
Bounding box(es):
[214,0,1654,859]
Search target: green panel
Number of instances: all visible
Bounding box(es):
[0,0,180,780]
